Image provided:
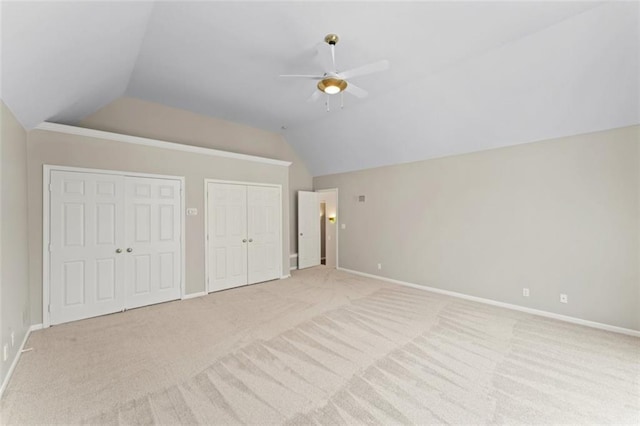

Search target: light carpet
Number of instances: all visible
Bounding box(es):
[1,266,639,424]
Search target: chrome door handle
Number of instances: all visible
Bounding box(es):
[115,248,122,254]
[126,248,133,253]
[242,239,247,243]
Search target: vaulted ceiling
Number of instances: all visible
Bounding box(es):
[1,1,638,176]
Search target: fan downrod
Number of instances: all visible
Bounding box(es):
[324,34,339,45]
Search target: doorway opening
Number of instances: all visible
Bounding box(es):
[320,202,326,265]
[317,189,337,269]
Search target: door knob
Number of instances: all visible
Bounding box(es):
[115,248,122,254]
[242,239,247,243]
[248,238,253,242]
[126,248,133,253]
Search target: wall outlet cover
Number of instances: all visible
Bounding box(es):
[560,294,568,304]
[522,288,530,297]
[341,223,346,229]
[186,208,198,216]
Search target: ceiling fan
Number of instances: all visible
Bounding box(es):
[280,34,390,109]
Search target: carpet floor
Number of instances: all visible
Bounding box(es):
[1,266,639,424]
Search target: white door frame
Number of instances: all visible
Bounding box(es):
[316,188,339,269]
[204,179,283,293]
[42,164,186,328]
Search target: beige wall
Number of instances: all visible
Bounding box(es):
[1,101,30,390]
[79,97,313,255]
[315,126,640,331]
[27,129,290,324]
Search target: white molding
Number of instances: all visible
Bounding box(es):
[29,324,43,332]
[182,291,207,300]
[204,179,283,293]
[338,267,640,338]
[290,266,297,271]
[289,253,298,258]
[280,275,291,279]
[35,122,292,167]
[42,165,187,328]
[0,327,32,399]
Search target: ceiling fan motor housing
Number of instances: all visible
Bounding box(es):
[324,34,339,45]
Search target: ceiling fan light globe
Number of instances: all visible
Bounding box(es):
[317,78,348,95]
[324,86,341,95]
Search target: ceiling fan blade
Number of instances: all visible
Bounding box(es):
[339,60,390,80]
[307,90,322,103]
[279,74,325,80]
[345,83,368,98]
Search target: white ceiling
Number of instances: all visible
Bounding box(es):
[1,1,638,176]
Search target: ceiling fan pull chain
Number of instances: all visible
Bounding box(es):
[341,92,344,109]
[326,94,330,112]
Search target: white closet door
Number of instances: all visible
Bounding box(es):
[49,171,125,325]
[207,183,248,291]
[298,191,320,269]
[247,186,280,284]
[124,177,182,309]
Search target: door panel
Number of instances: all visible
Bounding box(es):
[297,191,320,269]
[247,186,280,284]
[49,171,125,325]
[124,177,181,309]
[207,183,248,291]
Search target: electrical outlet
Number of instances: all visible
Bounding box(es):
[522,288,530,297]
[377,263,382,270]
[11,331,15,347]
[3,344,7,362]
[560,294,568,304]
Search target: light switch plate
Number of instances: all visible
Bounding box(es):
[341,224,346,229]
[186,208,198,216]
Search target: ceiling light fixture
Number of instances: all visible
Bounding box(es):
[317,77,347,95]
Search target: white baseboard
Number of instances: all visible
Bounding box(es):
[0,325,36,399]
[289,253,298,259]
[182,291,207,300]
[338,267,640,338]
[280,274,291,279]
[290,266,297,271]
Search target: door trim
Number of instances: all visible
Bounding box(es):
[204,179,283,293]
[316,188,339,269]
[42,164,186,328]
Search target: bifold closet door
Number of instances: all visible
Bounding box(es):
[247,186,280,284]
[124,177,182,309]
[49,171,126,325]
[49,171,182,325]
[207,183,248,292]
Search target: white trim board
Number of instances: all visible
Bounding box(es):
[338,267,640,338]
[42,165,187,328]
[35,122,292,167]
[0,327,34,399]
